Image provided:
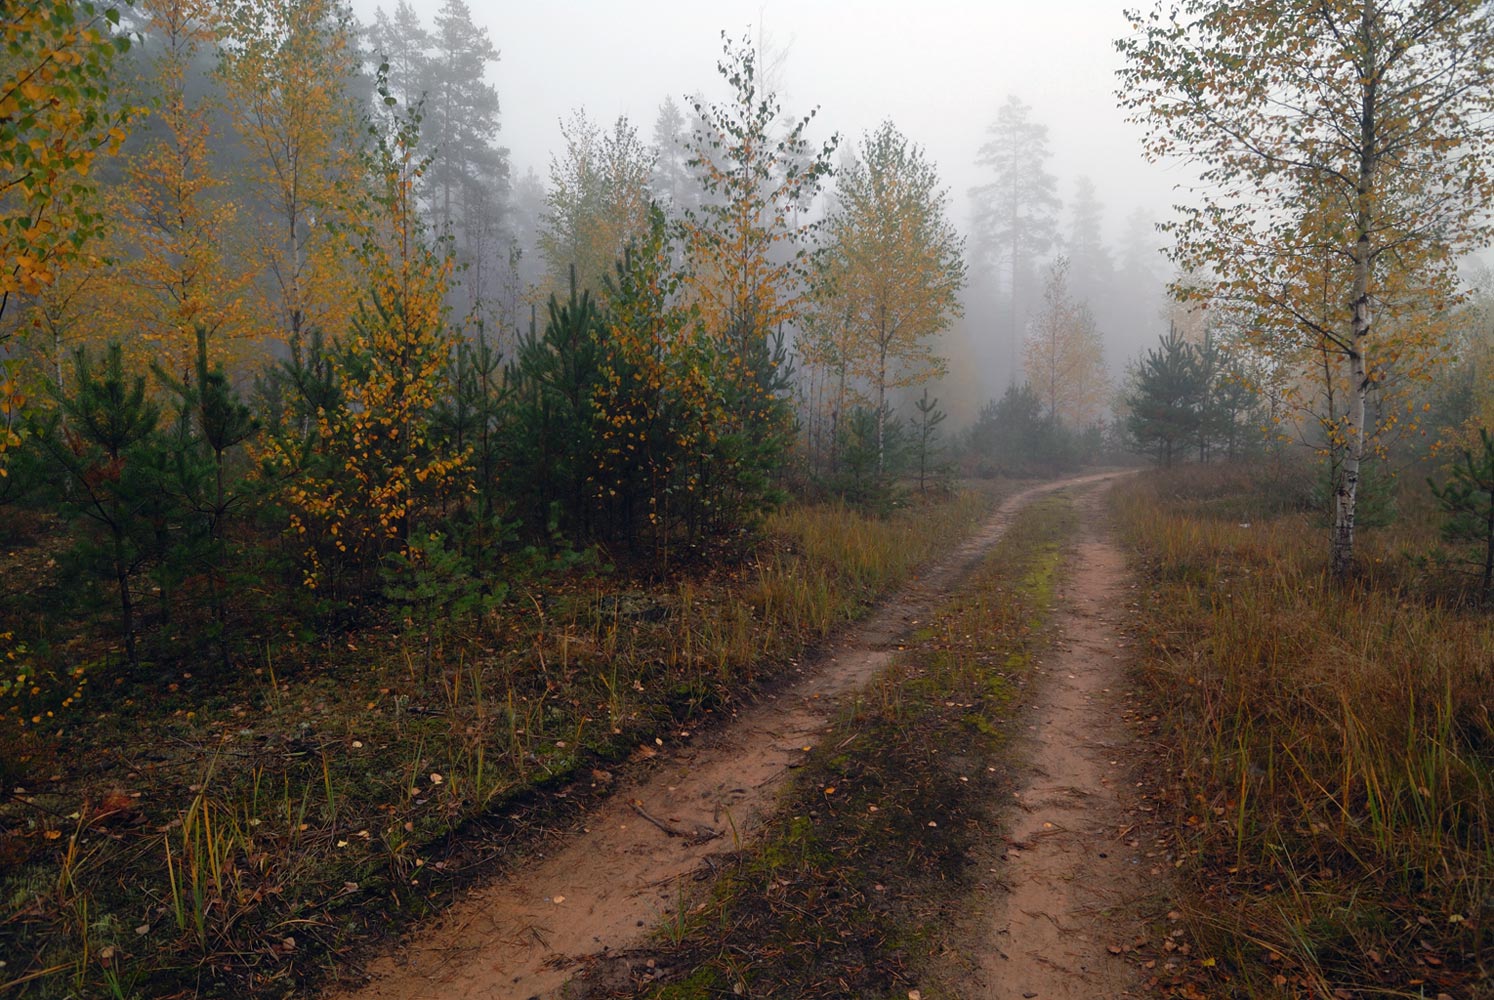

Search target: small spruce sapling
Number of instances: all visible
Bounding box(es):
[1429,428,1494,602]
[35,344,164,666]
[914,389,948,494]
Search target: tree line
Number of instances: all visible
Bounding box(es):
[0,2,987,722]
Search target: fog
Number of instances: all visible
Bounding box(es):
[351,0,1184,422]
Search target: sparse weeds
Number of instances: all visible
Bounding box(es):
[1116,465,1494,997]
[0,485,1008,999]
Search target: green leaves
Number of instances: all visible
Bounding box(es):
[0,0,139,326]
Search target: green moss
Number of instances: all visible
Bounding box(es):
[653,965,726,999]
[962,712,1001,738]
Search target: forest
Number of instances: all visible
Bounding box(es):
[2,1,1493,998]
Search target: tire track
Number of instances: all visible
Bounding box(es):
[329,472,1128,1000]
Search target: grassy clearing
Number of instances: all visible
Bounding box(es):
[1115,465,1493,998]
[567,494,1077,1000]
[0,485,1006,1000]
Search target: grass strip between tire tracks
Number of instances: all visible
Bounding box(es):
[565,492,1079,1000]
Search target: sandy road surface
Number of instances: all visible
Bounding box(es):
[330,472,1129,1000]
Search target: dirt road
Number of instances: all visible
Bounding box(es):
[330,472,1135,1000]
[930,481,1158,999]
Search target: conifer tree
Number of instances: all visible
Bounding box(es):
[153,328,258,629]
[970,96,1061,379]
[1430,429,1494,602]
[424,0,508,299]
[1124,324,1204,466]
[34,345,165,665]
[505,270,606,542]
[914,389,948,494]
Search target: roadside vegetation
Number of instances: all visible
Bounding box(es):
[1116,463,1493,998]
[568,494,1076,1000]
[0,484,1004,999]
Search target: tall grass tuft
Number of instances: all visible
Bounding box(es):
[1116,465,1493,995]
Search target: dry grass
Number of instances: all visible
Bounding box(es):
[1115,464,1493,997]
[0,483,1008,999]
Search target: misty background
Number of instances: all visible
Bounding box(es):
[349,0,1182,424]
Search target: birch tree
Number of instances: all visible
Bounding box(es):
[540,110,654,294]
[1,1,137,479]
[104,0,250,376]
[219,0,363,346]
[1024,257,1109,429]
[1,0,136,330]
[823,121,965,472]
[1118,0,1494,577]
[682,30,836,358]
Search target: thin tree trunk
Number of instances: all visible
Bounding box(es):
[876,339,887,476]
[114,540,137,667]
[1333,26,1378,581]
[1332,315,1369,579]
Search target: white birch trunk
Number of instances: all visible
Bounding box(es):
[1334,15,1377,579]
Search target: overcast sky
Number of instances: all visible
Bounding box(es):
[352,0,1186,252]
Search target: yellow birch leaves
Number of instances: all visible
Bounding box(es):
[1,1,137,324]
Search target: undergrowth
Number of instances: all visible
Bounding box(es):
[568,494,1077,999]
[0,486,1004,1000]
[1115,464,1493,998]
